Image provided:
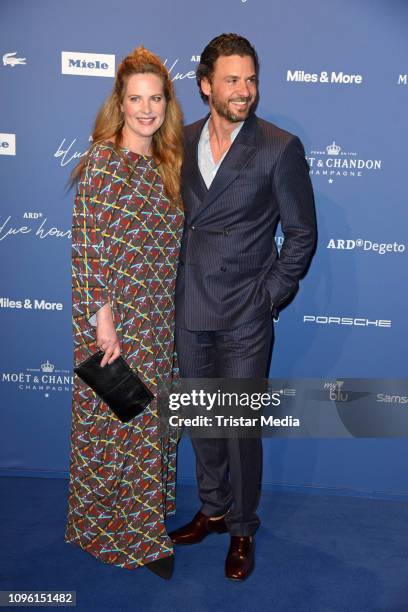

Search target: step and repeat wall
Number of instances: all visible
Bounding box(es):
[1,0,407,496]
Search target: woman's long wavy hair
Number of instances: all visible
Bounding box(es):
[72,46,183,205]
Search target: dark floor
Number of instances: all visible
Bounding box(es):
[1,477,408,611]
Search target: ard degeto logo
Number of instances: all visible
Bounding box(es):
[307,140,382,183]
[3,52,26,67]
[61,51,115,77]
[327,238,405,255]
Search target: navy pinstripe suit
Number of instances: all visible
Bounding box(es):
[175,112,316,535]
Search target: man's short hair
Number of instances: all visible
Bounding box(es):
[196,33,259,104]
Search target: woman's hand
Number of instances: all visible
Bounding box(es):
[95,303,121,367]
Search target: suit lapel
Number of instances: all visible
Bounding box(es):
[190,113,258,222]
[182,116,208,207]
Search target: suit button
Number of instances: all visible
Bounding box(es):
[223,228,229,236]
[190,225,195,231]
[220,266,227,272]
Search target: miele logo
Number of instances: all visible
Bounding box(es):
[61,51,115,77]
[287,70,363,85]
[0,133,16,156]
[303,315,391,328]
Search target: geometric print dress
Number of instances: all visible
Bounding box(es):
[65,142,183,569]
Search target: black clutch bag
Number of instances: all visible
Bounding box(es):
[74,351,154,423]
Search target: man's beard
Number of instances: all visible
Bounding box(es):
[211,92,254,123]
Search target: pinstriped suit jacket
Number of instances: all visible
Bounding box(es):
[175,112,316,331]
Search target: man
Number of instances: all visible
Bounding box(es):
[170,34,316,581]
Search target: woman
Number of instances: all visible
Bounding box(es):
[65,47,184,579]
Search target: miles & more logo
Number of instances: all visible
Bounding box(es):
[287,70,363,85]
[61,51,115,77]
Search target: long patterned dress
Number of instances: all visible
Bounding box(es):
[65,142,183,569]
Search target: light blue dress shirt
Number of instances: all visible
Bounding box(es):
[198,116,244,189]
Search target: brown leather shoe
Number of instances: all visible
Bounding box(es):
[225,536,255,581]
[169,511,227,545]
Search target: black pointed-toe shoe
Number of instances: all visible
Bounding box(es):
[145,554,174,579]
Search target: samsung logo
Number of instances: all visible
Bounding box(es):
[61,51,115,77]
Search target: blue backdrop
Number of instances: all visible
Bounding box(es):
[1,0,407,498]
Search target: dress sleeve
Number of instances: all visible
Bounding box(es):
[72,148,110,330]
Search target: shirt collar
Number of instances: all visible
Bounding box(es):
[202,115,244,145]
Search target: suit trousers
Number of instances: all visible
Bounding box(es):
[175,312,273,536]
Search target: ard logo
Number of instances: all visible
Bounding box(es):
[23,212,42,219]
